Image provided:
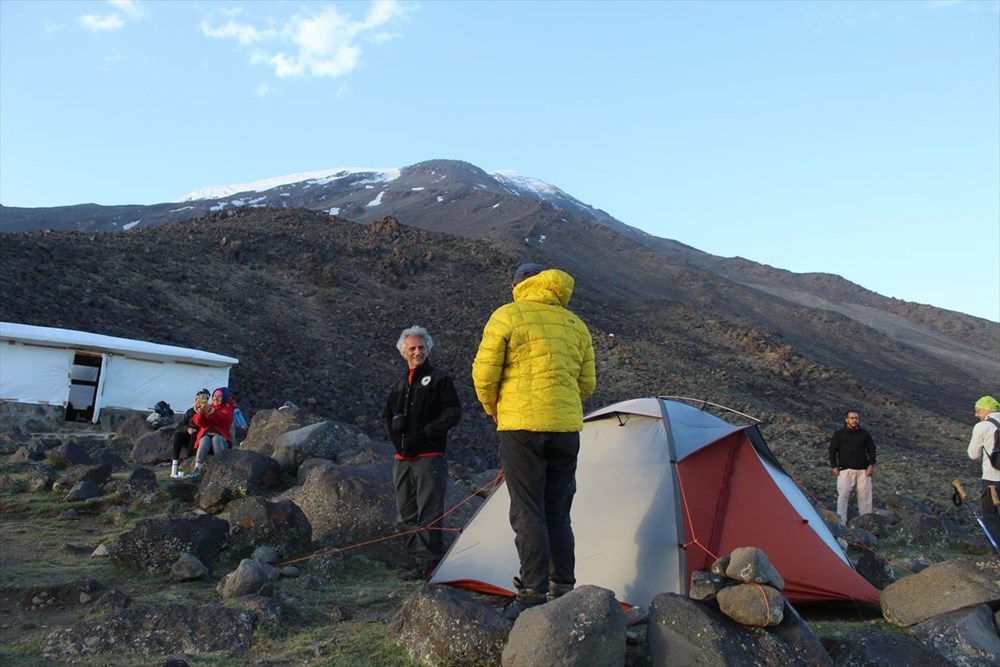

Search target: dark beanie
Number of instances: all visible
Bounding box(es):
[513,262,547,285]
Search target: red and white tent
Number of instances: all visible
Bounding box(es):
[430,397,880,608]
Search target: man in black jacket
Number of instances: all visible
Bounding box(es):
[829,410,877,526]
[383,325,462,579]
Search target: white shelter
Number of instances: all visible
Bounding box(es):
[0,322,238,424]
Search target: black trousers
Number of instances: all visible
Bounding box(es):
[500,430,580,594]
[393,456,447,568]
[172,429,196,460]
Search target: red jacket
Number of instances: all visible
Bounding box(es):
[192,400,235,445]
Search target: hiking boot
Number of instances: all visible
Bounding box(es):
[503,589,546,621]
[547,582,574,601]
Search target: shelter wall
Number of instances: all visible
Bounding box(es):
[100,356,230,414]
[0,343,74,405]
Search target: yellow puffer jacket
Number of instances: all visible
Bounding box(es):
[472,269,596,432]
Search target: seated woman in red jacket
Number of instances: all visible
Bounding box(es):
[170,388,210,478]
[190,386,235,477]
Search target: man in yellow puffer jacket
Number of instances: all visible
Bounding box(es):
[472,263,596,618]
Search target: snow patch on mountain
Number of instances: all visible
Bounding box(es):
[178,168,401,202]
[491,170,562,198]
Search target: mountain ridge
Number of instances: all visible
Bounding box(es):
[1,160,996,497]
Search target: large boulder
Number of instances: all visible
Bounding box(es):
[45,441,92,468]
[217,558,277,600]
[196,449,281,514]
[129,428,174,464]
[53,463,112,491]
[270,420,373,473]
[911,603,1000,667]
[716,584,784,627]
[23,465,58,492]
[110,515,229,572]
[226,496,313,561]
[64,479,104,502]
[92,446,129,471]
[239,408,308,459]
[114,412,155,445]
[647,593,832,667]
[290,457,480,561]
[882,513,963,548]
[293,463,404,564]
[40,603,256,660]
[880,555,1000,626]
[849,511,895,539]
[392,585,509,667]
[834,627,959,666]
[8,441,47,463]
[723,546,785,590]
[170,553,209,582]
[502,585,626,667]
[854,548,896,590]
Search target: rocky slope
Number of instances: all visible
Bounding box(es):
[0,206,996,520]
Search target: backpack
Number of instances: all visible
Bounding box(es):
[987,418,1000,470]
[147,400,175,430]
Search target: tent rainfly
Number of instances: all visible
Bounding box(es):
[0,321,238,424]
[430,397,880,608]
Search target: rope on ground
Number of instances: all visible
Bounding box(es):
[277,470,505,568]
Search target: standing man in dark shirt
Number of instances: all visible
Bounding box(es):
[829,410,877,526]
[383,325,462,580]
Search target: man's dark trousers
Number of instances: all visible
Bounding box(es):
[394,456,447,568]
[500,430,580,594]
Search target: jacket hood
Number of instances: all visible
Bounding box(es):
[512,268,574,307]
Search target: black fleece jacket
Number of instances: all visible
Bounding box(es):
[382,360,462,458]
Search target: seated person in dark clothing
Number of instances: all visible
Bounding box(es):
[170,389,210,478]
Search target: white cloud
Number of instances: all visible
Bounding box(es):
[201,0,413,80]
[109,0,143,19]
[201,19,272,46]
[80,13,125,32]
[256,82,276,97]
[79,0,144,32]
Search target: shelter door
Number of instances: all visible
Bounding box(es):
[65,352,102,422]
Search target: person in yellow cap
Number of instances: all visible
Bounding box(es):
[967,395,1000,545]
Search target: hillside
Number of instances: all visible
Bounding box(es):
[1,205,996,522]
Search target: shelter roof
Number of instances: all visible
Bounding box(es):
[0,321,238,367]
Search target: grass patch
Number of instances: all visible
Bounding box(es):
[245,623,424,667]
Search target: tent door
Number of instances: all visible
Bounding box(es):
[64,352,103,423]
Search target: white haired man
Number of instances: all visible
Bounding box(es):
[383,325,462,580]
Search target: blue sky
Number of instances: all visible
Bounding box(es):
[1,0,998,322]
